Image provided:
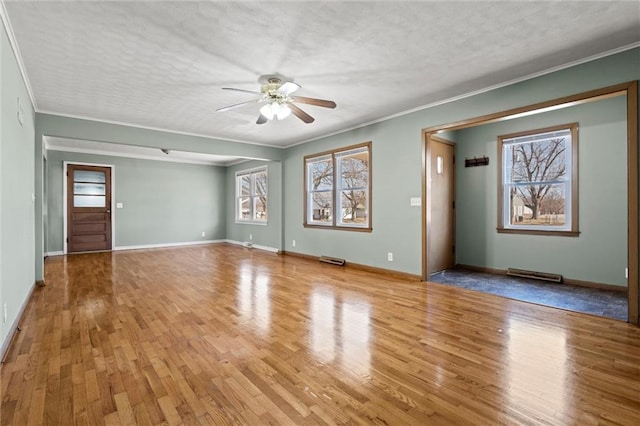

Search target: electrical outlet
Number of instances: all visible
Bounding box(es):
[249,234,253,240]
[201,231,205,237]
[3,304,7,324]
[387,252,393,262]
[292,240,296,247]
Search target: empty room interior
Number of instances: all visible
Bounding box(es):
[1,1,639,425]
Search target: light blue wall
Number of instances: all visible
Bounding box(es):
[0,24,36,356]
[226,160,283,250]
[285,126,423,274]
[455,96,627,286]
[1,15,4,358]
[46,150,227,252]
[1,30,3,354]
[282,48,639,276]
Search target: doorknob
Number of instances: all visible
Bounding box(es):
[106,210,111,213]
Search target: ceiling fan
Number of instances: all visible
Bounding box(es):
[217,76,336,124]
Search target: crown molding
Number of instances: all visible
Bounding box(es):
[285,42,640,149]
[0,1,37,110]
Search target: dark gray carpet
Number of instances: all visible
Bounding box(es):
[430,268,627,321]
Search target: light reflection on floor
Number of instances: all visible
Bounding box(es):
[309,289,372,378]
[505,318,570,418]
[237,264,271,336]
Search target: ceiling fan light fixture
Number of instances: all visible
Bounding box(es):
[220,76,335,124]
[260,102,291,120]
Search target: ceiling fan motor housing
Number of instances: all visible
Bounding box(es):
[262,78,287,103]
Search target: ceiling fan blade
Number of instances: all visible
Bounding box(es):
[288,103,315,124]
[278,81,301,96]
[216,98,261,112]
[292,96,337,109]
[222,87,262,95]
[256,114,268,124]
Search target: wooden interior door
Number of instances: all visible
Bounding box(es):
[67,164,112,253]
[429,137,455,274]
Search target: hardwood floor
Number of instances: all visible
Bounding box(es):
[2,244,640,425]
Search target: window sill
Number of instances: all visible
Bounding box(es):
[497,227,580,237]
[304,223,372,233]
[235,220,268,226]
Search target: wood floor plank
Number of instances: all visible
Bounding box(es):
[2,244,640,425]
[156,394,182,426]
[113,392,135,425]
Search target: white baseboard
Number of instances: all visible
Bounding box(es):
[45,240,272,255]
[113,240,225,251]
[224,239,280,253]
[0,282,36,363]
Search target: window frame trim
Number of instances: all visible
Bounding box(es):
[497,122,579,237]
[303,141,372,232]
[235,166,268,225]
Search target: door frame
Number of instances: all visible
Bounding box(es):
[63,161,115,254]
[421,81,638,325]
[425,134,456,276]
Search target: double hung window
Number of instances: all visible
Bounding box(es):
[304,142,371,231]
[236,167,268,223]
[498,123,578,235]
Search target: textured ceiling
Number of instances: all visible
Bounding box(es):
[4,1,640,148]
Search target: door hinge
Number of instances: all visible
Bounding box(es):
[66,238,69,243]
[452,245,456,254]
[452,201,455,209]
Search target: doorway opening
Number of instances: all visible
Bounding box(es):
[422,81,638,324]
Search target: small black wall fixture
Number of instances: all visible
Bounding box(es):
[465,156,489,167]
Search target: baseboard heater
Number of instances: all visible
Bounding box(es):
[507,268,562,283]
[319,256,346,266]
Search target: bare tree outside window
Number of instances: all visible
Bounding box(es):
[254,170,268,220]
[308,158,333,223]
[498,123,578,235]
[338,153,369,225]
[235,167,268,222]
[304,143,371,230]
[509,137,566,224]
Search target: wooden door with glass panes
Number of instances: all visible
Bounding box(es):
[66,164,112,253]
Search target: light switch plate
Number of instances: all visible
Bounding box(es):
[410,197,421,207]
[116,203,123,208]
